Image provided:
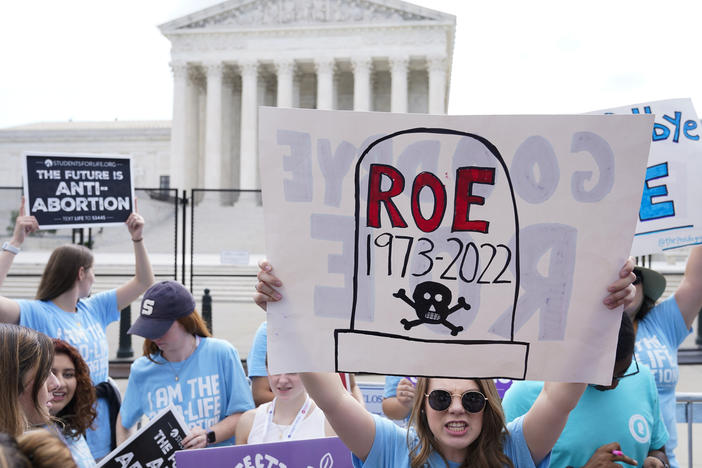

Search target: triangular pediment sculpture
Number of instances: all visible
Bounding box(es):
[160,0,453,32]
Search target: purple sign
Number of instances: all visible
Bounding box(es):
[494,378,513,399]
[175,437,353,468]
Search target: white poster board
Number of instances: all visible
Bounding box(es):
[259,108,653,384]
[592,98,702,256]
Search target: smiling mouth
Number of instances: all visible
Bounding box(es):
[51,392,66,401]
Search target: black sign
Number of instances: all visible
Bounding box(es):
[97,407,187,468]
[23,152,134,228]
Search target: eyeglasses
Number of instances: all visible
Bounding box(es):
[613,353,640,383]
[425,390,487,413]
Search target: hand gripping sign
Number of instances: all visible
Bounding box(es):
[335,128,528,379]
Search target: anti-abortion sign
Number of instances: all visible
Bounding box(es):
[175,437,353,468]
[260,108,654,385]
[591,98,702,256]
[97,405,187,468]
[22,152,134,229]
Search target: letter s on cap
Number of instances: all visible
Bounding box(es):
[141,299,155,316]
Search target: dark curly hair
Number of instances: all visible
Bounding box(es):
[51,340,96,438]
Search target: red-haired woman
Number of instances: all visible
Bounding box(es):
[51,339,97,468]
[117,281,254,449]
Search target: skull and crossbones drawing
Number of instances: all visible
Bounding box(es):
[393,281,470,336]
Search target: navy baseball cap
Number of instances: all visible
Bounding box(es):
[128,281,196,339]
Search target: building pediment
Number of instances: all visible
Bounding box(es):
[160,0,454,32]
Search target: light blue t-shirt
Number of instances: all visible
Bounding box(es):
[383,376,403,399]
[635,295,691,468]
[120,337,254,446]
[502,364,668,468]
[65,433,97,468]
[383,376,412,427]
[248,321,268,378]
[18,290,118,459]
[352,414,547,468]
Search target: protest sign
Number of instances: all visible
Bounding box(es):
[22,152,134,229]
[175,437,353,468]
[97,405,188,468]
[591,98,702,256]
[260,108,653,385]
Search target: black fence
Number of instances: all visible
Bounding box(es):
[2,186,700,367]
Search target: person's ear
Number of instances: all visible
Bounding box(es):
[77,266,85,281]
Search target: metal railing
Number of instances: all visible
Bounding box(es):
[677,392,702,468]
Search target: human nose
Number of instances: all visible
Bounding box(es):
[447,394,464,413]
[47,372,60,392]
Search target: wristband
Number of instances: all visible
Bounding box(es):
[648,454,669,468]
[2,242,20,255]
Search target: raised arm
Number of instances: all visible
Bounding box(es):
[115,207,155,310]
[672,244,702,328]
[254,260,376,460]
[522,258,636,463]
[521,381,586,463]
[300,372,376,460]
[0,198,39,324]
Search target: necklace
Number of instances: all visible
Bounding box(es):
[163,335,200,382]
[262,396,312,441]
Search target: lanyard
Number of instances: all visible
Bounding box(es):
[263,396,312,441]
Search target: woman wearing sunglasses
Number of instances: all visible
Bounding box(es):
[254,259,636,468]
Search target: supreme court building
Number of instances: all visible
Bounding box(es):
[0,0,456,191]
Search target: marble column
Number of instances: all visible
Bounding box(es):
[169,62,189,191]
[184,69,202,190]
[239,60,259,190]
[315,58,335,110]
[352,57,372,111]
[204,62,224,189]
[390,55,409,113]
[428,55,447,114]
[275,59,295,108]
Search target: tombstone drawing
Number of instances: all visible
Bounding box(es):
[334,128,530,379]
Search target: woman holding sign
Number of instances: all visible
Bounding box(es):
[624,248,702,468]
[253,260,636,468]
[117,281,254,449]
[0,198,155,460]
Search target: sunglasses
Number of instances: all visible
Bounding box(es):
[425,390,487,413]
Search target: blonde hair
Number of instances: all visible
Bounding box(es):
[408,378,514,468]
[16,429,77,468]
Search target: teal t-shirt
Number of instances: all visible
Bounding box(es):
[502,365,668,468]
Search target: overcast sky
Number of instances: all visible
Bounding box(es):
[1,0,700,128]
